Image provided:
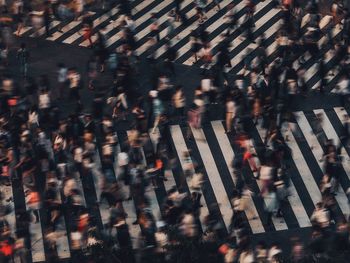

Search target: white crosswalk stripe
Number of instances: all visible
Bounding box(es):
[245,138,288,231]
[255,123,311,228]
[126,130,163,221]
[280,122,322,206]
[105,0,157,47]
[181,0,248,65]
[294,111,350,216]
[170,125,210,230]
[211,121,265,233]
[5,107,350,260]
[190,127,233,231]
[14,0,343,92]
[13,1,281,71]
[10,0,350,258]
[149,128,178,193]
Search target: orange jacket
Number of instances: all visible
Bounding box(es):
[155,159,163,170]
[0,241,13,256]
[28,192,40,204]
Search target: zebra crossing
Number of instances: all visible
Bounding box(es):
[4,106,350,261]
[15,0,346,93]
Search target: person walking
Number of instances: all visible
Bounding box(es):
[43,1,52,37]
[82,21,93,48]
[16,43,29,78]
[190,30,201,64]
[67,67,82,105]
[263,184,278,226]
[57,63,67,100]
[172,85,186,123]
[225,96,236,133]
[150,13,160,42]
[174,0,187,23]
[186,103,202,139]
[195,0,207,24]
[150,90,164,133]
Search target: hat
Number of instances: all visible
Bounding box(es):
[149,90,158,98]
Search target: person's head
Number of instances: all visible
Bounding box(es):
[183,150,191,158]
[316,202,323,209]
[84,113,92,121]
[256,241,267,250]
[175,85,183,92]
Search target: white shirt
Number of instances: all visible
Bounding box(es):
[226,100,236,114]
[259,165,274,180]
[311,208,330,228]
[39,93,50,109]
[74,147,83,163]
[71,231,82,250]
[239,251,255,263]
[118,152,129,166]
[125,18,135,32]
[201,78,211,92]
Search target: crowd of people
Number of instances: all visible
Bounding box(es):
[1,0,350,262]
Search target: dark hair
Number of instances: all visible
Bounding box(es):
[175,85,183,91]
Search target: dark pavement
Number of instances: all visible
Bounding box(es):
[6,34,345,115]
[3,32,346,258]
